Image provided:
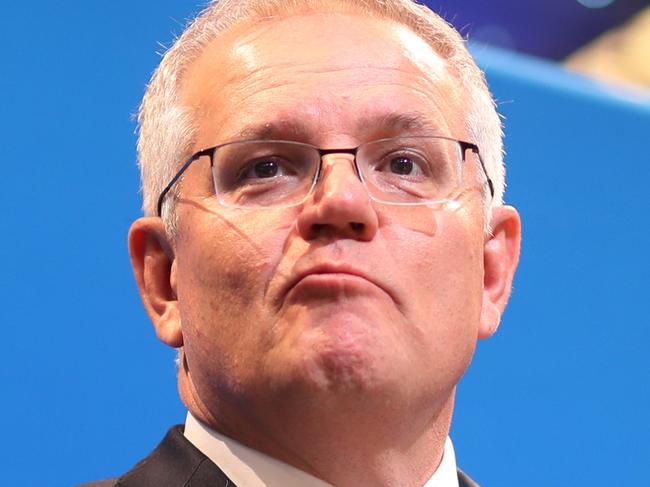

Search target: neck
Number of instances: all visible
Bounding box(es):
[263,398,454,487]
[180,367,456,487]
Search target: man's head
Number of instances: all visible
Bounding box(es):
[129,1,520,483]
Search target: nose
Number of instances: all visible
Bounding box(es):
[296,153,379,241]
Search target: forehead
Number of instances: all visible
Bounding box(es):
[181,12,466,147]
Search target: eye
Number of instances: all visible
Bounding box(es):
[374,150,429,179]
[389,156,420,176]
[251,160,280,178]
[240,157,291,181]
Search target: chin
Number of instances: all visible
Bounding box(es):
[283,312,397,394]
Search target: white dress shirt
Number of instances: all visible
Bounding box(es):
[184,412,459,487]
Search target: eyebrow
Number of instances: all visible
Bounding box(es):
[237,121,308,140]
[232,110,443,143]
[361,112,434,133]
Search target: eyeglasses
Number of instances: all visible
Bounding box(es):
[156,136,494,216]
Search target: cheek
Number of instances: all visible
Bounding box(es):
[382,209,484,351]
[174,208,295,363]
[384,207,483,302]
[179,206,293,283]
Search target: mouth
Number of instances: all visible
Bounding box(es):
[280,262,398,305]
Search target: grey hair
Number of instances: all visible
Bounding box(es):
[137,0,505,234]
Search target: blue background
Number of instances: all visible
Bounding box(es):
[2,2,649,486]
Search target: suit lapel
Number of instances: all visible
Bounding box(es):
[117,425,235,487]
[457,468,480,487]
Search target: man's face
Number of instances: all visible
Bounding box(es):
[169,13,491,420]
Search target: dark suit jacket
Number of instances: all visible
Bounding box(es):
[79,425,479,487]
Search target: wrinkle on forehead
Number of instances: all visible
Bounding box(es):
[218,70,454,125]
[235,111,445,140]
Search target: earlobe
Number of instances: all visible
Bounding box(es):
[128,217,183,348]
[478,205,521,340]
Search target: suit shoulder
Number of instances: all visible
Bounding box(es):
[76,479,117,487]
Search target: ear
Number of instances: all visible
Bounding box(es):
[478,205,521,340]
[128,217,183,348]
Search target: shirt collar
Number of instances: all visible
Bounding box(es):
[184,411,459,487]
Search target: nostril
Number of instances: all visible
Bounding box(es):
[350,222,364,232]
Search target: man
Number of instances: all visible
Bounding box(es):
[88,0,521,485]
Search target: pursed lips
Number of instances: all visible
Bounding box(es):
[278,262,400,306]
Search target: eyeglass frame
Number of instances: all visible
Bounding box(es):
[156,136,495,217]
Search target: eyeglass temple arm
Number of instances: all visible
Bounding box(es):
[156,148,214,217]
[459,141,494,199]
